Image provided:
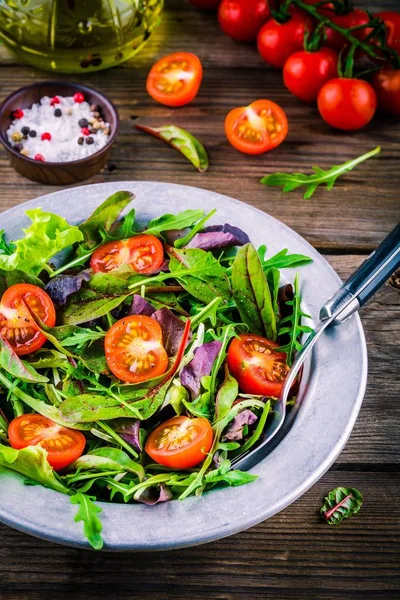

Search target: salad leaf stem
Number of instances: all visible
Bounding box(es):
[96,422,139,459]
[49,251,94,278]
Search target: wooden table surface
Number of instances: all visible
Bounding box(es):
[0,1,399,598]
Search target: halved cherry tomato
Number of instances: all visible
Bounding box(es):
[0,284,56,356]
[90,235,164,275]
[225,99,288,155]
[227,334,290,397]
[8,414,86,470]
[145,416,213,469]
[257,10,312,68]
[218,0,270,43]
[146,52,203,107]
[105,315,168,384]
[324,9,370,54]
[283,47,338,103]
[372,67,400,116]
[318,78,377,131]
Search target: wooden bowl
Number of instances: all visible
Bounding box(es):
[0,81,119,185]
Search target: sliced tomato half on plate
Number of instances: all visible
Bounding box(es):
[90,234,164,275]
[105,315,168,384]
[0,283,56,356]
[146,52,203,107]
[145,416,213,469]
[225,99,288,155]
[227,333,290,397]
[8,414,86,471]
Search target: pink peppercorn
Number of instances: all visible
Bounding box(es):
[73,92,85,103]
[34,154,45,162]
[13,109,24,119]
[41,132,51,141]
[50,96,60,106]
[81,127,91,136]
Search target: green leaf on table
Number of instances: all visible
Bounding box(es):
[320,487,363,525]
[70,492,104,550]
[0,208,83,276]
[261,147,381,199]
[0,443,70,494]
[0,335,48,383]
[143,209,205,237]
[78,191,134,248]
[136,124,209,172]
[231,243,277,340]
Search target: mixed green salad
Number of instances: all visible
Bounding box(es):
[0,191,312,549]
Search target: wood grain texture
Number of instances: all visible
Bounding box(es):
[0,1,399,598]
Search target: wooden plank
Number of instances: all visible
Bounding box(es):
[0,471,399,599]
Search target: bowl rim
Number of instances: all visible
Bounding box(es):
[0,80,119,167]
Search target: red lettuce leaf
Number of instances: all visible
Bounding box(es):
[187,224,249,251]
[45,270,91,305]
[180,341,222,399]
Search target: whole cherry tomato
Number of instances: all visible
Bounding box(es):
[257,10,312,68]
[218,0,270,42]
[324,9,370,54]
[318,78,377,130]
[372,67,400,116]
[302,0,335,18]
[189,0,221,9]
[283,47,338,103]
[371,11,400,62]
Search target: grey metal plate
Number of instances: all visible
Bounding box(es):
[0,182,367,550]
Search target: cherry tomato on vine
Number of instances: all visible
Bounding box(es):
[324,9,370,54]
[218,0,270,42]
[302,0,335,18]
[90,234,164,275]
[8,414,86,470]
[227,334,290,397]
[283,47,338,103]
[189,0,221,9]
[318,78,377,130]
[146,52,203,107]
[105,315,168,384]
[0,284,56,356]
[372,67,400,116]
[372,11,400,61]
[145,416,213,469]
[257,9,312,68]
[225,99,288,155]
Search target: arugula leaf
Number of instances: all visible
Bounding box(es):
[61,327,106,350]
[261,147,381,199]
[0,336,48,383]
[174,209,216,249]
[78,191,134,248]
[25,349,68,369]
[70,492,104,550]
[231,243,277,340]
[70,448,144,480]
[231,400,271,456]
[277,274,313,365]
[0,443,70,494]
[0,209,83,276]
[321,487,363,525]
[258,245,312,270]
[205,461,257,487]
[136,124,209,172]
[143,209,205,237]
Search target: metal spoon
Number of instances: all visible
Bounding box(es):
[232,222,400,472]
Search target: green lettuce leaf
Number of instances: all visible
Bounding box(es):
[0,335,48,383]
[0,443,70,494]
[78,191,134,248]
[70,492,103,550]
[0,208,83,276]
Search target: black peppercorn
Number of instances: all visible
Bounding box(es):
[28,130,37,138]
[86,136,94,145]
[78,118,89,128]
[54,108,62,117]
[13,143,23,152]
[21,126,30,135]
[77,137,84,145]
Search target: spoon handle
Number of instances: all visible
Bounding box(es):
[320,222,400,324]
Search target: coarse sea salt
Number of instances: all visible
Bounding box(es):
[7,95,111,163]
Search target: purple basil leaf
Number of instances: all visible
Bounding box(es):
[222,409,258,441]
[112,419,142,452]
[128,294,156,317]
[187,224,250,250]
[180,340,222,399]
[152,307,188,356]
[135,483,173,505]
[45,270,90,305]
